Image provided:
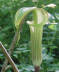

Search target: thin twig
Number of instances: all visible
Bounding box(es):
[0,42,19,72]
[5,65,11,71]
[1,31,19,72]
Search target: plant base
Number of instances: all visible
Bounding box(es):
[34,66,40,72]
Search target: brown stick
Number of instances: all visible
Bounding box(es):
[0,42,19,72]
[34,66,40,72]
[1,31,19,72]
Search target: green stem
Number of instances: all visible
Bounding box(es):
[30,25,43,66]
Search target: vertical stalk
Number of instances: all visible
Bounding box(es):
[28,8,48,72]
[29,25,43,71]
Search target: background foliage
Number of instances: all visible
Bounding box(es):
[0,0,59,72]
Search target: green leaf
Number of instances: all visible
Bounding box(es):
[48,23,59,31]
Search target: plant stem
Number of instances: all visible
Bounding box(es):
[1,31,19,72]
[30,26,43,66]
[0,42,19,72]
[34,66,40,72]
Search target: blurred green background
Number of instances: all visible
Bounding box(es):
[0,0,59,72]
